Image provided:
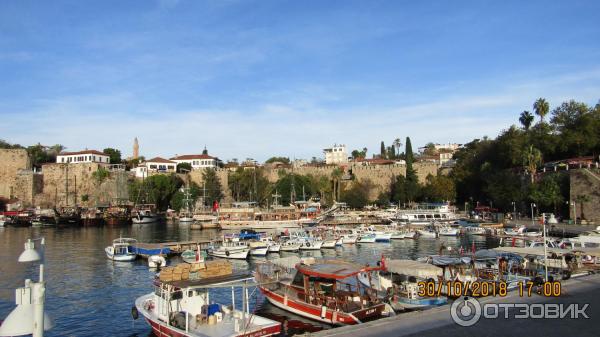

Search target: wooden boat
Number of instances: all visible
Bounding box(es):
[358,259,447,310]
[81,208,104,226]
[134,267,281,337]
[105,237,138,261]
[132,204,159,224]
[209,237,250,260]
[256,257,395,325]
[104,205,131,226]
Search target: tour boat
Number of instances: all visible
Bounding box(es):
[105,237,138,261]
[357,259,448,310]
[417,226,438,238]
[256,257,395,325]
[280,240,301,252]
[134,273,281,337]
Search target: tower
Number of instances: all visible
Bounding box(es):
[133,137,139,159]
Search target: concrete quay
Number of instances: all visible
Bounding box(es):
[307,274,600,337]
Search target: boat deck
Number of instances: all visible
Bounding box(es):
[134,239,221,257]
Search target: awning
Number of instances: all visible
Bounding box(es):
[385,259,443,278]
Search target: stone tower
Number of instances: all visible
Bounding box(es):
[133,137,139,159]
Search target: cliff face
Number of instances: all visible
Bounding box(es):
[570,169,600,222]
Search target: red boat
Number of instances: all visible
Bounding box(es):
[256,257,395,325]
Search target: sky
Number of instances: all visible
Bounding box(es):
[1,0,599,162]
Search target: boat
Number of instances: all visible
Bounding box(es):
[298,239,323,250]
[134,264,281,337]
[105,237,138,261]
[81,208,104,226]
[341,233,358,244]
[259,237,281,253]
[393,203,458,225]
[104,204,131,226]
[357,233,377,243]
[417,225,438,238]
[132,204,159,224]
[149,255,167,268]
[280,240,301,252]
[55,207,81,226]
[217,202,311,230]
[321,239,337,249]
[209,237,250,260]
[256,257,395,325]
[358,259,448,310]
[437,226,459,237]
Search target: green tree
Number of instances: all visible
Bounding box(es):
[265,157,291,164]
[422,142,437,156]
[27,143,55,168]
[92,167,110,184]
[0,139,25,149]
[228,168,272,205]
[380,141,386,159]
[522,145,542,184]
[102,148,122,164]
[393,138,402,157]
[171,182,202,211]
[177,162,192,173]
[519,111,534,130]
[533,98,550,123]
[202,168,224,205]
[341,179,374,209]
[404,137,420,201]
[129,174,183,210]
[421,174,456,202]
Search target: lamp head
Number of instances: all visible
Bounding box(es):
[18,240,41,263]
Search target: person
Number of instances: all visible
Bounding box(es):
[277,318,290,337]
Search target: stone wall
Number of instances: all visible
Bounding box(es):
[0,149,31,199]
[570,169,600,222]
[188,168,232,201]
[14,171,43,206]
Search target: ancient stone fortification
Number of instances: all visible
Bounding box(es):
[570,169,600,222]
[0,149,31,200]
[188,168,231,200]
[37,163,130,207]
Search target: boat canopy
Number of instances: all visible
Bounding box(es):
[427,255,472,266]
[385,259,443,278]
[493,247,570,257]
[161,272,254,290]
[270,256,301,269]
[296,260,377,280]
[474,249,523,262]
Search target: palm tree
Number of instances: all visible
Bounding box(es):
[393,138,402,157]
[522,145,542,183]
[519,111,534,130]
[533,98,550,123]
[331,168,343,202]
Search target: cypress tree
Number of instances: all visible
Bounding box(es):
[380,141,386,159]
[404,137,420,202]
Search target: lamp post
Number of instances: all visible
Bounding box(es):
[0,238,52,337]
[530,203,536,227]
[542,213,548,281]
[511,201,516,221]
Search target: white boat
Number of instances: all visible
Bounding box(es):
[321,239,337,249]
[280,240,301,252]
[335,237,344,246]
[181,249,205,264]
[341,234,358,244]
[417,228,438,238]
[259,237,281,253]
[298,239,323,250]
[402,231,417,239]
[132,204,159,224]
[105,237,138,261]
[250,246,269,256]
[179,186,195,224]
[394,203,458,225]
[209,238,250,260]
[390,232,405,240]
[135,273,281,337]
[357,233,377,243]
[148,255,167,268]
[438,226,459,236]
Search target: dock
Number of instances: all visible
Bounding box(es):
[133,239,221,258]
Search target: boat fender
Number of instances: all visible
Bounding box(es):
[320,305,327,319]
[131,306,139,320]
[226,250,230,257]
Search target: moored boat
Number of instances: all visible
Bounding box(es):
[105,237,138,261]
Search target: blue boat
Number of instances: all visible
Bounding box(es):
[131,243,171,257]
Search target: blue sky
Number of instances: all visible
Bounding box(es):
[1,0,599,161]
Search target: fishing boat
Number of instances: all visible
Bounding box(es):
[81,208,104,226]
[105,237,138,261]
[280,240,301,252]
[181,247,206,264]
[259,237,281,253]
[209,237,250,260]
[358,259,447,310]
[256,257,395,325]
[417,225,438,238]
[104,204,131,226]
[321,239,338,249]
[55,207,81,226]
[134,267,281,337]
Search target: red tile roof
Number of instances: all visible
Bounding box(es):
[146,157,176,164]
[170,154,216,160]
[58,150,107,156]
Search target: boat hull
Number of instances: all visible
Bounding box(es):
[250,247,269,256]
[105,247,137,261]
[209,249,249,259]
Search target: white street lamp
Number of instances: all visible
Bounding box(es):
[0,238,53,337]
[542,213,549,282]
[530,203,536,227]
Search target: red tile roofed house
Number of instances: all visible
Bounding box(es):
[134,157,176,177]
[56,150,110,164]
[170,153,221,170]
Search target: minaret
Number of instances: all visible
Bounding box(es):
[133,137,139,159]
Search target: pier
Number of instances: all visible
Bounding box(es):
[309,273,600,337]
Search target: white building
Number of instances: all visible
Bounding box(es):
[434,143,462,152]
[56,150,110,164]
[134,157,177,177]
[170,154,219,170]
[323,144,348,165]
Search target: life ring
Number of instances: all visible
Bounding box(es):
[306,242,311,248]
[225,250,230,257]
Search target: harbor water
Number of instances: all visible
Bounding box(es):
[0,223,500,336]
